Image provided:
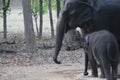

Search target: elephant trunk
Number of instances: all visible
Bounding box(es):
[84,54,89,76]
[53,15,66,64]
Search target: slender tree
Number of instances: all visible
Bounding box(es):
[48,0,54,37]
[31,0,39,36]
[2,0,10,39]
[22,0,37,53]
[0,1,3,17]
[38,0,43,38]
[0,0,2,9]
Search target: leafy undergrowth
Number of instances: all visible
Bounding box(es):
[0,33,84,67]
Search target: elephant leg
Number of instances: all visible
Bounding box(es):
[88,47,98,77]
[111,63,118,80]
[84,53,89,76]
[103,62,113,80]
[90,59,98,77]
[99,65,105,78]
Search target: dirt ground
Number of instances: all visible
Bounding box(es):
[0,9,120,80]
[0,46,109,80]
[0,43,118,80]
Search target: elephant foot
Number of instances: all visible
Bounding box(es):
[92,75,98,77]
[53,58,61,64]
[84,72,89,76]
[100,74,105,78]
[54,61,61,64]
[113,76,117,80]
[91,74,98,77]
[113,77,117,80]
[106,77,113,80]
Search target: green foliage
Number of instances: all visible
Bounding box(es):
[0,10,2,17]
[31,0,39,13]
[43,0,48,14]
[0,0,10,17]
[51,0,57,10]
[31,0,57,15]
[3,0,10,11]
[0,0,3,17]
[0,3,2,10]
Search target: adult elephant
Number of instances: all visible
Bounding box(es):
[53,0,120,64]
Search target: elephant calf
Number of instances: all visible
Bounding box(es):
[84,30,119,80]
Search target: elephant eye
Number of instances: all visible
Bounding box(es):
[66,3,77,14]
[67,3,72,9]
[69,9,76,14]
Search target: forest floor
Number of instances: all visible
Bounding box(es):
[0,9,120,80]
[0,38,108,80]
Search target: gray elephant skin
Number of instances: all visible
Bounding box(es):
[53,0,120,64]
[84,30,119,80]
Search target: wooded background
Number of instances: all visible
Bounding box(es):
[0,0,64,53]
[0,0,81,54]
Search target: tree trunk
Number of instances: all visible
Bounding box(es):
[22,0,37,53]
[56,0,61,18]
[3,9,7,39]
[2,0,10,39]
[39,0,43,39]
[35,16,39,36]
[31,0,39,36]
[48,0,54,37]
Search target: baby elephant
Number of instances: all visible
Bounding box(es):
[84,30,119,80]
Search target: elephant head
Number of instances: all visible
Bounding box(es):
[53,0,95,64]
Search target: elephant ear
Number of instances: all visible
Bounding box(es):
[67,2,94,28]
[77,3,94,26]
